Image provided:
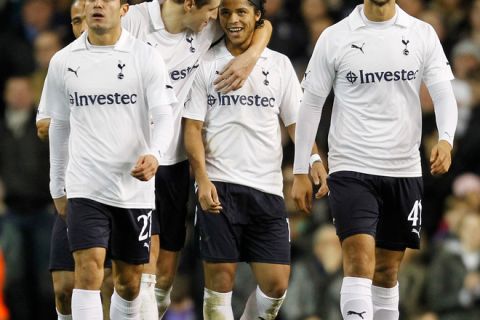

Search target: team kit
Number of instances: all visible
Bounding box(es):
[37,0,457,319]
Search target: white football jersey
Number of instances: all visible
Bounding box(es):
[184,43,302,197]
[122,0,223,165]
[302,4,454,177]
[40,30,177,209]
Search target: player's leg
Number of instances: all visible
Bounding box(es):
[51,271,74,319]
[243,263,290,320]
[151,161,190,317]
[341,235,376,320]
[101,267,114,320]
[109,206,153,319]
[372,249,404,320]
[196,182,240,319]
[328,171,381,320]
[139,233,159,320]
[67,198,110,319]
[72,248,107,319]
[372,176,423,320]
[203,262,237,320]
[155,248,179,316]
[49,215,75,319]
[240,190,291,320]
[110,260,143,319]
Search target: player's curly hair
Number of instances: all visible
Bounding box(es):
[247,0,266,29]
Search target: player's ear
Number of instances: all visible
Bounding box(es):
[184,0,195,12]
[254,8,261,22]
[120,3,129,17]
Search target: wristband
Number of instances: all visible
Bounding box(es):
[309,154,322,168]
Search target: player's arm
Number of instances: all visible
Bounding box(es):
[292,28,334,213]
[286,124,328,200]
[40,54,71,218]
[183,119,222,214]
[422,25,458,176]
[292,91,328,213]
[131,105,173,181]
[427,80,457,175]
[49,118,70,219]
[131,49,177,181]
[214,19,272,93]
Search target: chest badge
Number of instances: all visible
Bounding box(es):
[402,37,410,56]
[117,61,126,79]
[262,69,270,86]
[186,36,196,53]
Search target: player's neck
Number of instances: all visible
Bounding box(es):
[88,26,122,46]
[225,36,254,57]
[363,0,396,22]
[161,1,187,34]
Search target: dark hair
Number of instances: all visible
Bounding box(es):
[247,0,265,28]
[172,0,212,9]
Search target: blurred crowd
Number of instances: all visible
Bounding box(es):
[0,0,479,319]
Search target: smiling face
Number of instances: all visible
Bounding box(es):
[219,0,260,54]
[84,0,128,35]
[185,0,221,33]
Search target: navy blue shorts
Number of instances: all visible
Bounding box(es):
[195,182,291,264]
[67,198,153,264]
[327,171,423,250]
[49,215,112,271]
[153,160,191,251]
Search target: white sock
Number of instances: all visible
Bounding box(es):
[110,289,141,320]
[341,277,373,320]
[372,283,399,320]
[71,289,103,320]
[203,288,234,320]
[241,286,286,320]
[56,309,72,320]
[154,287,172,319]
[140,274,159,320]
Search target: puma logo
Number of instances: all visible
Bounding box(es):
[143,242,150,250]
[347,310,366,319]
[68,66,80,77]
[351,43,365,54]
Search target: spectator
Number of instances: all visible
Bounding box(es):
[0,76,54,320]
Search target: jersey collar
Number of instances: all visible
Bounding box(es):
[215,40,271,60]
[348,4,413,30]
[70,29,134,52]
[148,0,165,31]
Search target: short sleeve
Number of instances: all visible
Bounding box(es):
[183,64,209,121]
[422,24,454,87]
[301,28,335,97]
[40,54,69,121]
[278,56,303,126]
[143,49,177,109]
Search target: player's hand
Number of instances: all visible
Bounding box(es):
[197,177,223,214]
[36,118,51,141]
[214,52,256,93]
[54,196,68,220]
[430,140,452,176]
[310,162,329,199]
[131,154,159,181]
[292,174,313,213]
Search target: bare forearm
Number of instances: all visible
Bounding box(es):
[184,120,208,182]
[246,20,272,58]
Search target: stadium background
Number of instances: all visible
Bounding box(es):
[0,0,479,319]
